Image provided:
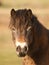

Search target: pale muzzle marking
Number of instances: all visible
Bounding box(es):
[15,41,28,49]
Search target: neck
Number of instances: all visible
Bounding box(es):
[23,20,47,64]
[22,55,36,65]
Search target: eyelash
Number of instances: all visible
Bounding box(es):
[12,27,16,34]
[11,27,15,30]
[27,26,31,32]
[25,28,31,36]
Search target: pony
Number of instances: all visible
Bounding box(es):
[9,8,49,65]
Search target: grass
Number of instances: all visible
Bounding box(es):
[0,48,22,65]
[0,27,22,65]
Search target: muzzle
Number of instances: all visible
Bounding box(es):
[15,36,28,57]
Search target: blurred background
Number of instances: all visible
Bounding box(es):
[0,0,49,65]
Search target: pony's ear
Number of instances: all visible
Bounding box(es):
[27,9,33,19]
[9,9,16,29]
[11,9,16,18]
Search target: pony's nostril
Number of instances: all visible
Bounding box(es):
[16,46,21,52]
[24,46,28,52]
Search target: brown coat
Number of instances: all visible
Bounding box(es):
[9,9,49,65]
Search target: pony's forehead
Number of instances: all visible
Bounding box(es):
[15,16,31,27]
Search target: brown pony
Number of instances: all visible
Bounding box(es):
[9,9,49,65]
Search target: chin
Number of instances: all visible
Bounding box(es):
[16,52,26,57]
[18,54,26,57]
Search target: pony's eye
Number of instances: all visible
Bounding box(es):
[12,27,15,32]
[27,26,32,31]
